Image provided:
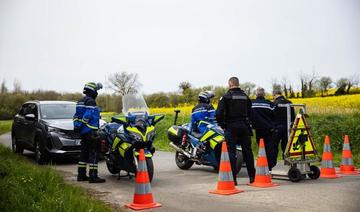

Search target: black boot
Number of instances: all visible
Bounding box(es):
[77,166,89,181]
[249,177,255,184]
[89,169,106,183]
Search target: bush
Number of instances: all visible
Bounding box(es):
[309,113,360,165]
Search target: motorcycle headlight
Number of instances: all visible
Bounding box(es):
[146,130,156,141]
[129,132,143,142]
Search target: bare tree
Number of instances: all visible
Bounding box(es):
[346,74,359,94]
[318,76,332,97]
[289,85,295,98]
[271,79,282,94]
[299,71,317,97]
[13,78,22,93]
[179,81,192,94]
[308,71,318,97]
[240,82,256,96]
[299,73,308,98]
[108,72,141,96]
[281,77,289,97]
[335,78,348,95]
[1,79,8,93]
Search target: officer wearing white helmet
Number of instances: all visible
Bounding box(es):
[189,91,216,134]
[73,82,106,183]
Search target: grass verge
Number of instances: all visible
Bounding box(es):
[0,145,113,212]
[0,120,12,135]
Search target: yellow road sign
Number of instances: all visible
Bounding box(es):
[286,113,317,158]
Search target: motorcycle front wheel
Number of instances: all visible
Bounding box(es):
[105,155,120,174]
[145,157,154,182]
[175,151,194,170]
[136,157,154,182]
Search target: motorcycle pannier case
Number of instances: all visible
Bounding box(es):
[167,125,187,145]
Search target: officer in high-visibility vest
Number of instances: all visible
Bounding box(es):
[73,82,105,183]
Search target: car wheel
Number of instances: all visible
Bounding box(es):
[35,138,49,165]
[12,135,23,154]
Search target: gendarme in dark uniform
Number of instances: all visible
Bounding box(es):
[273,89,295,159]
[251,87,276,171]
[216,77,255,184]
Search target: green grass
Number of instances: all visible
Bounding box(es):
[0,120,12,135]
[309,113,360,166]
[0,145,113,212]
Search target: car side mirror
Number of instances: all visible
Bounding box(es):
[25,114,36,121]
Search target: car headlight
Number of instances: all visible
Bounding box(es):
[48,126,60,133]
[129,132,143,142]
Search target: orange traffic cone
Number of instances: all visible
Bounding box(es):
[125,149,161,210]
[338,135,358,175]
[249,139,278,188]
[209,141,243,195]
[320,136,341,179]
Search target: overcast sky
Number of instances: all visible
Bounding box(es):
[0,0,359,94]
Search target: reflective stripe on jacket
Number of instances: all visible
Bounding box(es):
[73,95,100,135]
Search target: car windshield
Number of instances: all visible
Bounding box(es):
[122,94,149,115]
[40,103,76,119]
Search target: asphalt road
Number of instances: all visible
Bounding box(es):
[1,133,360,212]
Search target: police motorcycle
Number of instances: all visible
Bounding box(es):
[99,94,164,182]
[167,110,243,173]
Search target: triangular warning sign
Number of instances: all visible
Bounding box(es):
[286,113,317,158]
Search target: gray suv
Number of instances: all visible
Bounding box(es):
[11,101,81,164]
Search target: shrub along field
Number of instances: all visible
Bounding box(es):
[0,145,112,212]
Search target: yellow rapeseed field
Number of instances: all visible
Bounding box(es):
[101,94,360,116]
[290,94,360,114]
[149,94,360,115]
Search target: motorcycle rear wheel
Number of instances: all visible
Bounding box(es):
[175,151,194,170]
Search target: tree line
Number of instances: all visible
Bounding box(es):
[0,72,359,119]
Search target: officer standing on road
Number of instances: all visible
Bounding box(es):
[73,82,106,183]
[216,77,255,185]
[251,87,276,171]
[273,89,295,159]
[190,91,216,134]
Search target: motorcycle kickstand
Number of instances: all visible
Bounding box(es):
[117,171,133,180]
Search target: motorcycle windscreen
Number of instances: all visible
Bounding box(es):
[122,94,149,115]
